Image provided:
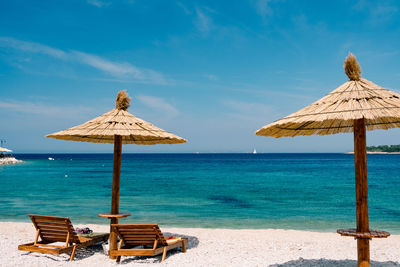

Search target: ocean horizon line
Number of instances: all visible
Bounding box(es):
[13,152,353,154]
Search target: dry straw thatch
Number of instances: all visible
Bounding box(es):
[256,53,400,137]
[0,147,12,152]
[47,91,186,145]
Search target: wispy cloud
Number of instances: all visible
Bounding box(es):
[0,37,66,59]
[353,0,398,24]
[177,2,192,15]
[291,14,327,34]
[255,0,273,18]
[72,51,143,78]
[203,74,219,81]
[222,99,276,127]
[195,7,213,35]
[0,100,93,117]
[223,99,272,115]
[0,37,167,84]
[87,0,110,8]
[136,95,179,117]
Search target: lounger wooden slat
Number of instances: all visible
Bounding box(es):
[40,231,70,237]
[31,216,69,222]
[119,230,159,233]
[109,224,187,263]
[36,225,70,231]
[19,244,72,255]
[18,214,109,261]
[35,222,71,227]
[121,232,158,235]
[114,224,160,228]
[41,235,70,240]
[41,235,69,241]
[124,239,156,242]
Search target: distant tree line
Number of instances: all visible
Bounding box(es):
[366,145,400,152]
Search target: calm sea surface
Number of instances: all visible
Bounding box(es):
[1,153,400,233]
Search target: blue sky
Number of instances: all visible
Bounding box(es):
[1,0,400,153]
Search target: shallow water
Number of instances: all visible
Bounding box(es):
[1,153,399,233]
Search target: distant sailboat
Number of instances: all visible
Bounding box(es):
[253,149,257,154]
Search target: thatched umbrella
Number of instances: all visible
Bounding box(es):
[0,147,12,152]
[46,90,186,258]
[256,53,397,267]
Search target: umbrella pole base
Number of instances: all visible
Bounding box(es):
[109,218,118,259]
[357,238,370,267]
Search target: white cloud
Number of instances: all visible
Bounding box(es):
[223,99,272,115]
[195,7,212,34]
[72,51,143,78]
[136,95,179,117]
[204,74,219,81]
[87,0,110,8]
[0,37,167,85]
[0,37,66,59]
[256,0,273,18]
[177,2,192,15]
[0,100,93,117]
[222,99,276,130]
[353,0,397,23]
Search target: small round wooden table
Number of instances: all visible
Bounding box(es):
[98,212,131,220]
[337,228,390,266]
[98,212,131,259]
[337,228,390,240]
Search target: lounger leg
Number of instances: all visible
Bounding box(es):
[161,247,167,262]
[182,240,186,253]
[70,245,77,261]
[116,256,121,263]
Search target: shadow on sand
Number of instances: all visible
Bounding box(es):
[20,243,104,262]
[20,233,198,264]
[270,258,400,267]
[117,232,199,265]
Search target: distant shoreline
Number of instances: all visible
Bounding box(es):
[344,152,400,154]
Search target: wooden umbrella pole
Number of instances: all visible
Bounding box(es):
[353,118,370,267]
[109,135,122,259]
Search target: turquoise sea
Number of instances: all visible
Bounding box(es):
[1,153,400,233]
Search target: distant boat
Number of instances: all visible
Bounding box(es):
[48,157,55,161]
[253,149,257,154]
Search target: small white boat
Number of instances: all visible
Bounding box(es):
[48,157,55,161]
[253,149,257,154]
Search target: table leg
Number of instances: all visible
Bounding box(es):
[109,218,118,259]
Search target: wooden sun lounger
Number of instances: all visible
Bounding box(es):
[110,224,187,263]
[18,214,109,261]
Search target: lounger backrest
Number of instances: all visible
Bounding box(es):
[29,214,80,244]
[112,224,168,247]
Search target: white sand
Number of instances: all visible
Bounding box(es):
[2,222,399,267]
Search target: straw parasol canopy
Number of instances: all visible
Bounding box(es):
[0,147,12,153]
[256,54,400,138]
[46,90,186,258]
[256,53,398,267]
[46,91,186,145]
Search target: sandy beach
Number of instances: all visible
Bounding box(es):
[2,222,399,267]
